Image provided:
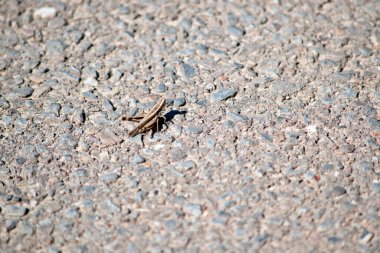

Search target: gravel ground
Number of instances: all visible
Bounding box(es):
[0,0,379,252]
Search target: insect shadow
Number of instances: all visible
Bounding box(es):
[151,110,187,137]
[163,110,187,122]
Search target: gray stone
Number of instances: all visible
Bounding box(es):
[84,66,99,79]
[327,236,342,243]
[56,67,81,83]
[46,39,65,55]
[368,118,380,130]
[132,155,145,164]
[3,205,28,218]
[0,59,7,71]
[0,97,10,109]
[180,18,192,30]
[174,97,186,107]
[156,83,167,93]
[359,229,374,244]
[197,44,209,54]
[73,168,89,178]
[333,186,347,197]
[178,48,195,56]
[5,219,18,232]
[16,156,26,165]
[16,87,34,98]
[177,160,195,171]
[253,233,269,247]
[344,87,358,98]
[127,243,139,253]
[371,183,380,194]
[69,29,84,44]
[5,77,24,86]
[102,99,115,111]
[64,207,80,219]
[212,212,230,225]
[227,13,238,25]
[102,199,121,213]
[44,79,59,86]
[0,34,19,47]
[184,204,202,217]
[32,85,52,98]
[1,115,13,126]
[227,26,245,37]
[185,125,203,134]
[181,63,197,78]
[82,91,97,99]
[94,43,115,57]
[82,185,97,195]
[358,46,373,57]
[210,48,227,57]
[83,77,98,86]
[100,173,120,183]
[164,219,181,230]
[81,199,94,210]
[96,129,122,146]
[226,112,248,122]
[211,88,237,102]
[359,161,373,171]
[38,219,54,234]
[270,80,304,97]
[321,163,334,171]
[111,68,123,80]
[58,133,78,148]
[48,17,66,29]
[18,221,34,235]
[47,102,61,116]
[166,166,184,177]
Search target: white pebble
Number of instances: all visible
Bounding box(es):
[306,125,317,134]
[34,7,57,19]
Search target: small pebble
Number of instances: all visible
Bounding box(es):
[177,160,195,171]
[64,207,80,219]
[156,83,167,93]
[184,204,202,217]
[17,221,34,235]
[186,125,203,134]
[359,229,374,244]
[164,219,180,230]
[6,219,18,232]
[73,169,89,178]
[211,88,237,102]
[371,182,380,194]
[33,7,57,19]
[3,205,29,218]
[227,26,245,37]
[226,112,248,122]
[132,155,145,164]
[100,173,120,183]
[16,87,34,98]
[96,129,122,146]
[0,97,10,109]
[102,199,121,213]
[102,99,115,111]
[174,97,186,107]
[181,63,197,79]
[333,186,347,197]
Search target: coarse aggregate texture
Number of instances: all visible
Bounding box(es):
[0,0,379,252]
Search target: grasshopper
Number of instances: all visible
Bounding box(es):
[122,98,167,137]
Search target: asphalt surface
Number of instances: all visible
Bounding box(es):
[0,0,379,252]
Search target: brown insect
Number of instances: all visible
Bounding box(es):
[122,98,167,137]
